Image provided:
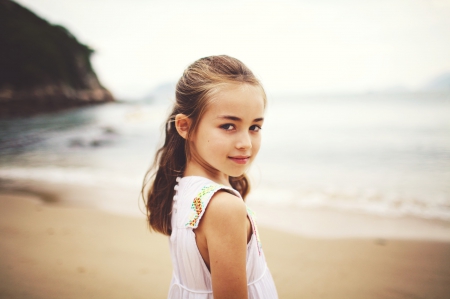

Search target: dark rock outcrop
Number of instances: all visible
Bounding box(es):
[0,0,114,117]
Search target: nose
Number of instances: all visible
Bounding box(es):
[236,131,252,150]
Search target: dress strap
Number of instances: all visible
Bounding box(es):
[185,184,239,228]
[246,206,263,256]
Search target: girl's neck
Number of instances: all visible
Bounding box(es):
[183,161,230,186]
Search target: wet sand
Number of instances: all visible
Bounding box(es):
[1,192,450,299]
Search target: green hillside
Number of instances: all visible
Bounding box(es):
[0,0,114,117]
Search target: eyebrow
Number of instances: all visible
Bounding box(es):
[217,115,264,122]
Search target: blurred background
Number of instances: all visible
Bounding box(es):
[1,0,450,237]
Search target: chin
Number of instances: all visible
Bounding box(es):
[228,169,247,178]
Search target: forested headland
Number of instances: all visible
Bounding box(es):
[0,0,114,117]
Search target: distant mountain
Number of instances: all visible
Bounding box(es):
[423,72,450,92]
[373,85,410,94]
[0,0,114,117]
[142,82,176,104]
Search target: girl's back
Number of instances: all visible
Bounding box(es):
[168,176,278,298]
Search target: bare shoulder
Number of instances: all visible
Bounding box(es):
[197,190,247,236]
[195,189,249,274]
[200,191,249,298]
[205,190,247,222]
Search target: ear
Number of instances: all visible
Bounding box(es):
[175,114,191,139]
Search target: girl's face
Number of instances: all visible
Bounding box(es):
[189,83,265,183]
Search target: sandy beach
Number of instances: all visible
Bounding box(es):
[1,190,450,299]
[2,1,450,298]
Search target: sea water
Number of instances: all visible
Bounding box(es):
[0,93,449,222]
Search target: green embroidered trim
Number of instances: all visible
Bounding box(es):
[185,185,220,228]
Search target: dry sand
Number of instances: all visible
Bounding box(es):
[1,192,450,299]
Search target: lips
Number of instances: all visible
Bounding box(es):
[228,156,250,164]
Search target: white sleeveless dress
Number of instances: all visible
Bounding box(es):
[168,176,278,299]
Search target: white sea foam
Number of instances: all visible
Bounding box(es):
[0,166,141,188]
[248,186,450,221]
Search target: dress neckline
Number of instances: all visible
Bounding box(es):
[177,175,232,188]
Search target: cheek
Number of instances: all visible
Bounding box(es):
[198,132,227,152]
[209,138,228,151]
[252,135,262,153]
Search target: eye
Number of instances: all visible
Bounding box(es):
[220,124,236,131]
[250,125,262,132]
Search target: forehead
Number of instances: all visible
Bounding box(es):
[204,84,265,118]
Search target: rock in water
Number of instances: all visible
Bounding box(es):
[0,0,115,117]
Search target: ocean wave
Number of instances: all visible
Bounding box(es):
[248,187,450,222]
[0,166,142,188]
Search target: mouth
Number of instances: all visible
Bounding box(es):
[228,156,251,164]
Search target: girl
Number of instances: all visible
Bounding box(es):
[142,55,278,299]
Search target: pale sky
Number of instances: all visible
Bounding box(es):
[14,0,450,99]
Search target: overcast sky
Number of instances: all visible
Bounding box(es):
[14,0,450,99]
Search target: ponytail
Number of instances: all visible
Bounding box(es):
[141,115,185,235]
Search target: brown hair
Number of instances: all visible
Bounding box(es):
[141,55,266,235]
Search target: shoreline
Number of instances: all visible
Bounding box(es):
[1,191,450,298]
[2,177,450,243]
[249,201,450,242]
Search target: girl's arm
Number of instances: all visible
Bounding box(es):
[197,191,249,299]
